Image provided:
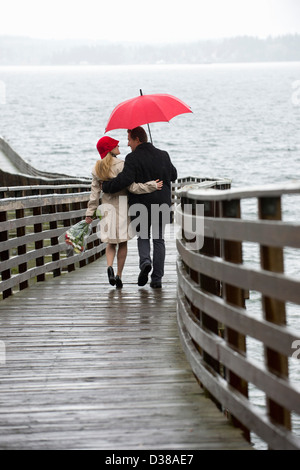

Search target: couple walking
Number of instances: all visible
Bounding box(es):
[85,126,177,289]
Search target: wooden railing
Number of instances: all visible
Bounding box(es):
[0,183,105,299]
[3,176,299,448]
[0,184,92,199]
[172,176,231,205]
[0,177,229,299]
[175,181,300,450]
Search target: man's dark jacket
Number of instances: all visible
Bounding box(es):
[102,143,177,208]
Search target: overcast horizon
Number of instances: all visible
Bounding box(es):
[1,0,300,44]
[1,32,300,45]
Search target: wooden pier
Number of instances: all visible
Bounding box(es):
[1,139,300,450]
[0,235,251,450]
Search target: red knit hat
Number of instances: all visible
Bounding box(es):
[96,136,119,159]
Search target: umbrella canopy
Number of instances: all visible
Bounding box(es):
[105,91,192,133]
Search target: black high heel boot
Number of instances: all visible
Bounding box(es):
[107,266,116,286]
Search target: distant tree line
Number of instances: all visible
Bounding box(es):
[0,35,300,65]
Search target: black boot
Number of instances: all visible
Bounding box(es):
[107,266,116,286]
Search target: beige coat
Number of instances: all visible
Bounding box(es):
[86,158,157,243]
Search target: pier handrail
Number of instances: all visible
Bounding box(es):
[0,177,229,299]
[0,184,105,299]
[175,181,300,450]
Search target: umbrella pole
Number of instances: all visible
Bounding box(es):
[147,123,153,144]
[140,89,153,144]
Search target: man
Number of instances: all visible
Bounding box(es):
[102,127,177,288]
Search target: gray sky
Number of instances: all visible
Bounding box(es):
[2,0,300,43]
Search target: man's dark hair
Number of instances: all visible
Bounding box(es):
[128,127,148,143]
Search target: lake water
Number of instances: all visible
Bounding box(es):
[0,63,300,449]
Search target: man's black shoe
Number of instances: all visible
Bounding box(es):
[150,282,162,289]
[138,264,151,286]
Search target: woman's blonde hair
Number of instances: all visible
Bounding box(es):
[94,152,115,180]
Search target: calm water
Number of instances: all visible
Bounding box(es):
[0,63,300,449]
[1,63,300,184]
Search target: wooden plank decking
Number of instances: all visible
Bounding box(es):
[0,234,252,450]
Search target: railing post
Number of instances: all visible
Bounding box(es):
[0,209,12,299]
[33,201,45,282]
[259,196,291,434]
[63,192,75,273]
[48,201,61,278]
[16,205,28,290]
[200,199,221,376]
[72,189,86,269]
[222,198,250,441]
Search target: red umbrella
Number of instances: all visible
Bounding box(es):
[105,90,192,142]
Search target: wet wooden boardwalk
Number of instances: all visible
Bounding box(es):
[0,235,252,450]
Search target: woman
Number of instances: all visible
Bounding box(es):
[85,136,162,288]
